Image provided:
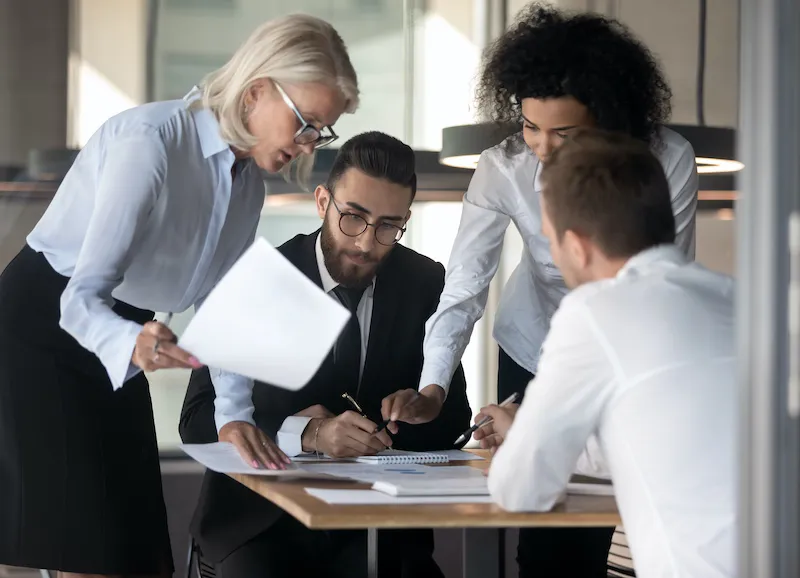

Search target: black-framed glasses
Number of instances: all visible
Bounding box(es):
[328,192,406,246]
[273,81,338,149]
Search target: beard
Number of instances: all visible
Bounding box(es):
[320,219,386,289]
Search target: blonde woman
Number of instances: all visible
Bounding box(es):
[0,14,358,578]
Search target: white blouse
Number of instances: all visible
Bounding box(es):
[419,127,699,393]
[27,88,266,431]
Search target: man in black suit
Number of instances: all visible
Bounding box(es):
[179,131,472,578]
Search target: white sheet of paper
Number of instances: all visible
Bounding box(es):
[437,449,485,461]
[566,482,614,496]
[299,463,488,494]
[179,237,349,389]
[306,488,494,506]
[180,442,332,479]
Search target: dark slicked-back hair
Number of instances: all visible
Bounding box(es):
[540,128,676,259]
[326,131,417,201]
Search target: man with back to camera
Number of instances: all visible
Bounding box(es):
[477,129,736,578]
[179,131,471,578]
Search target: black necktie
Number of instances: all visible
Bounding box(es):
[333,285,366,393]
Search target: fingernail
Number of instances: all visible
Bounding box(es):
[189,356,202,368]
[252,459,260,468]
[267,462,276,470]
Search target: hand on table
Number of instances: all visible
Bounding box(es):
[380,384,445,432]
[219,421,290,470]
[473,403,519,453]
[132,320,203,372]
[302,411,393,459]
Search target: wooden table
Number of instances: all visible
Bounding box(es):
[230,452,620,578]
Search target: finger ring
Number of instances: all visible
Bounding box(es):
[261,440,269,447]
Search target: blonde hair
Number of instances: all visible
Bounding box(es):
[199,14,359,186]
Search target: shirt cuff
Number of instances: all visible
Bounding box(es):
[418,349,455,396]
[574,435,611,479]
[276,416,313,457]
[211,368,256,432]
[104,321,144,390]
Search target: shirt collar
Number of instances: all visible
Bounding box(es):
[533,156,544,192]
[617,244,689,279]
[314,233,376,295]
[184,86,231,159]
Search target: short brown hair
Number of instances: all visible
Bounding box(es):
[540,129,675,258]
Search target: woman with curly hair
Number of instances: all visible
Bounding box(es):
[382,3,698,576]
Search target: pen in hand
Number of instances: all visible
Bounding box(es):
[341,393,392,442]
[454,392,519,446]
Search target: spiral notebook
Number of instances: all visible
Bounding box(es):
[355,449,450,465]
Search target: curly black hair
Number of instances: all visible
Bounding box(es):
[476,3,672,144]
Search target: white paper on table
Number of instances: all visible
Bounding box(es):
[306,488,494,506]
[436,449,485,461]
[179,237,349,389]
[566,482,614,496]
[298,462,488,486]
[180,442,333,479]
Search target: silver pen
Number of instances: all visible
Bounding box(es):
[454,392,519,446]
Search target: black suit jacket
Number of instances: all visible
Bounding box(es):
[179,231,472,562]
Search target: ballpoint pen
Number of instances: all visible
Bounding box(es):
[341,392,365,415]
[454,392,519,446]
[341,393,392,434]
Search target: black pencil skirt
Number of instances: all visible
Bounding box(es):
[0,245,173,574]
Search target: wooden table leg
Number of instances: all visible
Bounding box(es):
[462,528,501,578]
[368,527,379,578]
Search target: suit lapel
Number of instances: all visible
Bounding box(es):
[291,230,323,289]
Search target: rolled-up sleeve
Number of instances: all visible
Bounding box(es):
[59,132,167,390]
[419,151,512,394]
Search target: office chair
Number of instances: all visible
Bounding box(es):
[186,537,216,578]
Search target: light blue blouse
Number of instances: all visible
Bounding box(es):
[27,88,264,431]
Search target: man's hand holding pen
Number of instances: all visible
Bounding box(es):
[472,402,520,453]
[302,411,393,458]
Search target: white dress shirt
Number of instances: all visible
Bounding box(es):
[420,128,698,393]
[488,245,736,578]
[26,88,266,432]
[276,234,375,456]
